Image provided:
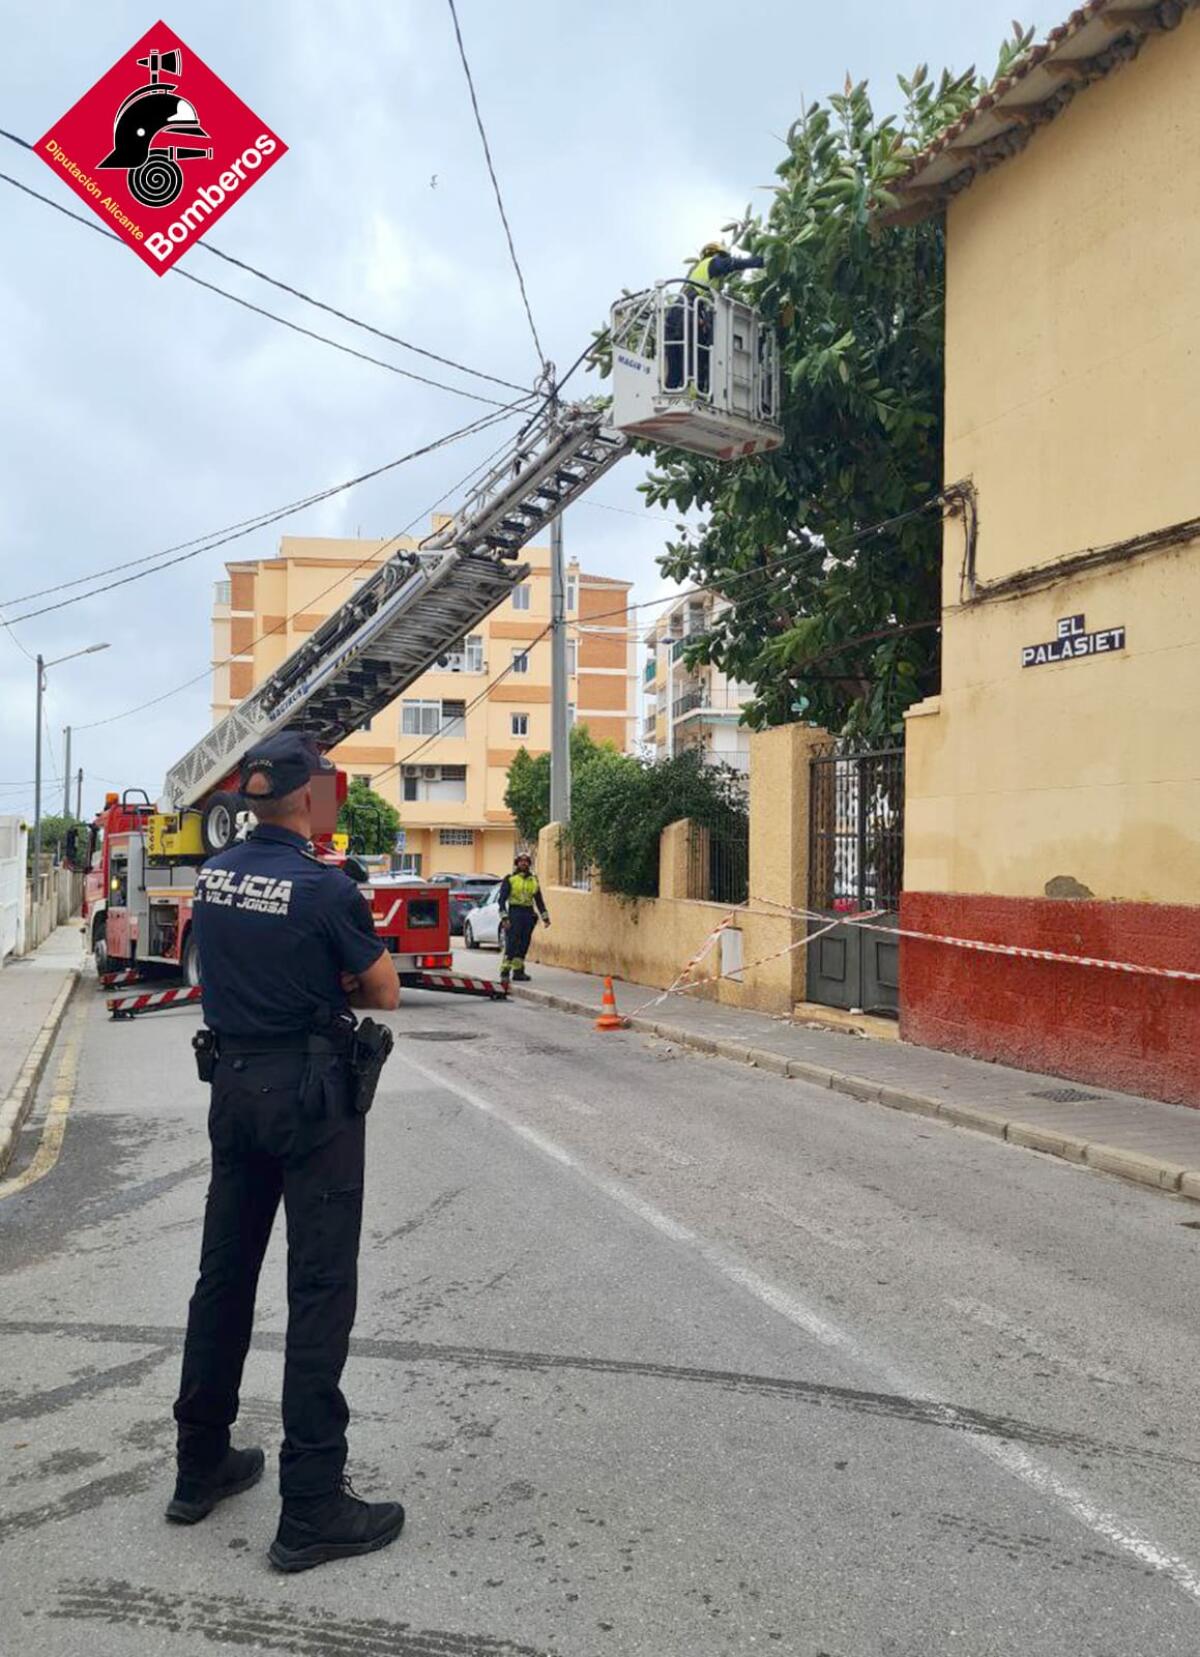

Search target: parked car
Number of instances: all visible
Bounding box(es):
[461,884,507,951]
[435,873,503,934]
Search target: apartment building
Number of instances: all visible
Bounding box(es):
[211,532,636,877]
[642,593,753,773]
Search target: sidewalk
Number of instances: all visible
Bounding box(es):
[0,924,85,1176]
[469,950,1200,1205]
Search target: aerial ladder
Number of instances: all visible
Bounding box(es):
[158,281,783,852]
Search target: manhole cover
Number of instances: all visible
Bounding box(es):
[398,1030,482,1042]
[1029,1086,1103,1103]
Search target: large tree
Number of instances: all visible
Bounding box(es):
[637,30,1032,741]
[337,777,400,855]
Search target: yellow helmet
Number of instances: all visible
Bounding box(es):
[700,240,725,257]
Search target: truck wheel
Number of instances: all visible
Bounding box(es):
[463,922,475,949]
[93,931,109,978]
[200,790,240,854]
[181,933,202,988]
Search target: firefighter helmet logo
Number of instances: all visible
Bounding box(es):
[36,21,286,275]
[97,47,212,208]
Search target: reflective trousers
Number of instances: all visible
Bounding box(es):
[174,1048,364,1499]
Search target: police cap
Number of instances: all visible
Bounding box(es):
[240,732,334,799]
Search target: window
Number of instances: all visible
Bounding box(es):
[402,765,467,803]
[214,580,231,606]
[568,702,576,726]
[511,650,529,675]
[440,828,475,847]
[511,713,529,738]
[566,575,577,612]
[402,699,440,736]
[398,852,422,875]
[512,584,531,611]
[567,640,577,678]
[441,634,483,673]
[441,698,466,737]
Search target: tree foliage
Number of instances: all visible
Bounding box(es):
[503,724,606,845]
[632,27,1033,741]
[569,749,747,900]
[337,778,400,854]
[31,813,87,865]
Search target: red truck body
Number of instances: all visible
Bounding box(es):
[82,784,451,984]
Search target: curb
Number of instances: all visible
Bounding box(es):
[510,981,1200,1206]
[0,970,81,1178]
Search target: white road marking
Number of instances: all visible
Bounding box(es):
[398,1050,1200,1605]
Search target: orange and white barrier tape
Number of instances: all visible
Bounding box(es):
[628,909,739,1016]
[749,896,1200,986]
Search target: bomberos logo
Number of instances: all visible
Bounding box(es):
[37,20,286,275]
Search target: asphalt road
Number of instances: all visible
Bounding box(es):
[3,969,1200,1656]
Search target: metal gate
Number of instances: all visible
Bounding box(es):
[806,746,904,1015]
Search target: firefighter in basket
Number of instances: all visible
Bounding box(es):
[665,239,766,393]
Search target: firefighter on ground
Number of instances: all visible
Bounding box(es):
[665,239,766,392]
[168,732,405,1574]
[499,851,550,983]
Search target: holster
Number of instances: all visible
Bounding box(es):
[192,1028,217,1084]
[348,1017,394,1115]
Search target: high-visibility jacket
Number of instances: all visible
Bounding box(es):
[500,870,548,918]
[687,256,717,292]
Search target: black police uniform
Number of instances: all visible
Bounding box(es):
[173,821,387,1502]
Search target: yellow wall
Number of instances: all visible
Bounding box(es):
[530,724,823,1016]
[907,20,1200,904]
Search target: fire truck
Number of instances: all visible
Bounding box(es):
[80,780,454,986]
[81,283,780,992]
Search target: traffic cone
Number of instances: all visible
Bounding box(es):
[595,976,626,1031]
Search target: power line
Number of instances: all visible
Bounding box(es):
[197,242,529,395]
[445,0,547,374]
[73,414,534,734]
[0,127,528,398]
[6,403,529,625]
[0,167,514,408]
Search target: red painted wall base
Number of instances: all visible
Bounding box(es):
[900,892,1200,1108]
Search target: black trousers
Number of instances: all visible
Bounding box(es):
[174,1049,364,1500]
[502,905,537,969]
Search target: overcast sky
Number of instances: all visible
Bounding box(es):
[0,0,1065,820]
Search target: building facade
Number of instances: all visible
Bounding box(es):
[212,532,636,877]
[642,594,753,772]
[886,2,1200,1104]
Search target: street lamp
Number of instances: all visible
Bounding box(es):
[34,643,109,881]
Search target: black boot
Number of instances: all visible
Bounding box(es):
[166,1445,265,1524]
[512,970,531,982]
[269,1477,406,1573]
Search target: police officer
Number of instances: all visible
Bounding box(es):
[498,851,550,983]
[168,732,405,1574]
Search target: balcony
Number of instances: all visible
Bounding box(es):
[643,657,658,686]
[672,685,747,722]
[670,631,706,664]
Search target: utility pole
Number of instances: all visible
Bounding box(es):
[549,511,570,827]
[32,644,109,888]
[62,726,72,819]
[33,654,44,882]
[76,768,83,821]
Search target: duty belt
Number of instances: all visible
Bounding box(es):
[213,1030,347,1056]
